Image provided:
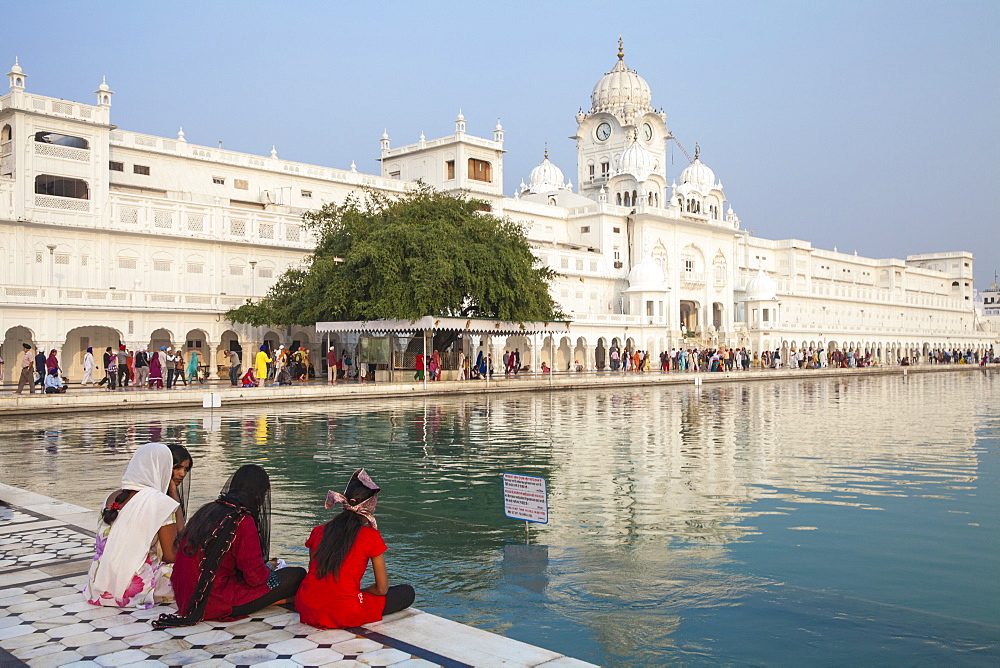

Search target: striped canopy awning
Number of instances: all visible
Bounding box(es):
[315,316,571,336]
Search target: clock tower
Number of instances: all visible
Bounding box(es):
[574,38,668,203]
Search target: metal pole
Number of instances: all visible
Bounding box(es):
[549,335,554,385]
[422,330,427,390]
[486,335,490,389]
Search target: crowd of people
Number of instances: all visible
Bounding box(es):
[85,442,414,630]
[6,340,995,395]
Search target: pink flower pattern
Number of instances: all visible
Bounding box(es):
[82,515,173,609]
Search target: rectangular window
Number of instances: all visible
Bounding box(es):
[258,268,273,278]
[118,257,137,270]
[580,226,590,233]
[301,190,312,198]
[234,178,249,190]
[560,258,569,269]
[230,219,246,236]
[109,161,124,172]
[153,211,172,228]
[575,259,584,270]
[685,259,694,272]
[187,263,204,274]
[762,309,770,323]
[446,161,455,179]
[186,214,204,231]
[286,224,301,242]
[601,162,610,177]
[468,158,492,183]
[81,255,89,267]
[213,176,225,185]
[55,253,70,265]
[229,265,244,276]
[133,165,150,175]
[589,165,595,178]
[153,260,171,272]
[613,227,620,233]
[259,222,274,239]
[590,261,598,272]
[35,174,89,199]
[35,252,43,263]
[389,171,400,180]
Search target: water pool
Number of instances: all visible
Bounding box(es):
[2,371,997,665]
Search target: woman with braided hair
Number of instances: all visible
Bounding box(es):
[296,468,414,628]
[155,465,305,628]
[84,442,182,608]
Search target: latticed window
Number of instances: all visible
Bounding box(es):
[258,268,273,278]
[230,219,246,236]
[187,263,204,274]
[154,211,172,228]
[259,223,274,239]
[55,253,70,265]
[229,265,244,276]
[118,257,137,270]
[286,224,301,242]
[187,214,205,232]
[153,260,171,272]
[119,207,138,225]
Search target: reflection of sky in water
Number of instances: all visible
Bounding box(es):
[4,372,999,665]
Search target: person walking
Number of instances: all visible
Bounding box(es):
[174,350,188,387]
[326,348,337,383]
[165,348,177,389]
[186,350,200,384]
[117,345,129,388]
[134,347,150,387]
[33,347,47,389]
[105,347,118,391]
[15,343,35,394]
[227,349,241,386]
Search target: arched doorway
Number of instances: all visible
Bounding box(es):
[680,301,700,335]
[2,326,35,378]
[574,337,588,371]
[148,328,174,353]
[595,338,607,370]
[557,337,572,371]
[62,326,124,383]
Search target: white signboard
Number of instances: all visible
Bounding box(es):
[503,473,548,524]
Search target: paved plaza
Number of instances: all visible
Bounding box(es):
[0,485,595,667]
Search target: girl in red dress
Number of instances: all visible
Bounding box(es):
[154,465,305,628]
[297,469,414,628]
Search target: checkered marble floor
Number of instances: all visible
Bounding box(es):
[0,485,596,667]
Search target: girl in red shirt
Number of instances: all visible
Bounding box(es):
[297,469,414,628]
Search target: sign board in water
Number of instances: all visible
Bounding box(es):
[503,473,548,524]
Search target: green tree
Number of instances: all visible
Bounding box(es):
[226,187,564,327]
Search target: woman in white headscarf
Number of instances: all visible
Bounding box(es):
[84,442,182,608]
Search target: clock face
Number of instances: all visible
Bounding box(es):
[596,122,612,141]
[642,123,653,141]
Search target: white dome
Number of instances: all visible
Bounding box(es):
[9,58,22,75]
[744,268,777,301]
[524,150,567,195]
[679,157,717,192]
[590,48,653,117]
[627,255,665,290]
[616,135,657,181]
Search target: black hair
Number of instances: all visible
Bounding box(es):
[101,489,133,525]
[312,477,378,579]
[181,464,271,557]
[168,443,192,468]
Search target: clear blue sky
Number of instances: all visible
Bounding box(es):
[9,1,999,289]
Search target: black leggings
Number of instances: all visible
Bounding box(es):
[229,566,306,619]
[383,584,415,616]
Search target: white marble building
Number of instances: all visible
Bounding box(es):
[0,49,994,381]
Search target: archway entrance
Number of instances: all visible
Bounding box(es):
[680,301,700,335]
[62,326,124,382]
[2,326,35,378]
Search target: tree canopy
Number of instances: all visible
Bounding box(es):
[226,187,564,327]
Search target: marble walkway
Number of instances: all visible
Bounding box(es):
[0,485,595,667]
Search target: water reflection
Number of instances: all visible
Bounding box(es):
[1,371,997,665]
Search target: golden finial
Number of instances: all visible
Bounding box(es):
[618,35,624,60]
[694,142,700,159]
[544,142,549,159]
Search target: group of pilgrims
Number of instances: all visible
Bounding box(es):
[84,442,414,629]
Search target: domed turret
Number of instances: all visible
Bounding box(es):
[590,37,653,118]
[523,147,569,195]
[744,268,777,301]
[678,144,718,192]
[627,254,665,290]
[616,132,657,181]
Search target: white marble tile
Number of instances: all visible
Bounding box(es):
[21,609,78,622]
[139,637,193,655]
[259,610,298,625]
[61,629,112,647]
[105,621,154,638]
[118,661,167,668]
[222,619,271,636]
[61,661,103,668]
[291,647,346,665]
[242,628,293,644]
[30,650,86,668]
[74,639,130,659]
[185,629,233,646]
[158,647,213,665]
[164,622,213,637]
[252,661,299,668]
[46,621,96,639]
[185,661,235,668]
[305,628,356,645]
[95,648,151,666]
[355,647,412,665]
[25,579,65,592]
[8,599,49,613]
[202,638,254,656]
[221,648,278,664]
[266,636,318,655]
[385,659,440,668]
[329,638,384,655]
[0,616,23,629]
[91,615,141,630]
[0,630,49,650]
[13,641,66,660]
[75,605,127,620]
[0,623,37,640]
[122,629,170,646]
